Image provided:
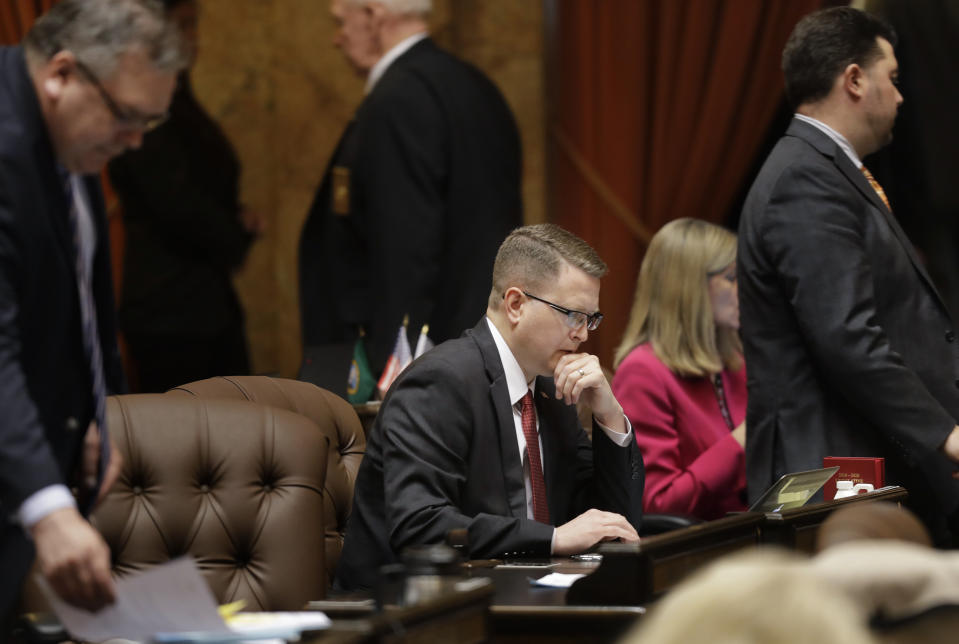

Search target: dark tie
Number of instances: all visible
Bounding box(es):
[520,391,549,524]
[62,173,109,508]
[861,165,891,211]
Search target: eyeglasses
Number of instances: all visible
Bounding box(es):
[522,291,603,331]
[74,59,168,132]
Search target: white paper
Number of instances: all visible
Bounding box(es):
[38,557,230,642]
[228,612,331,635]
[529,572,586,588]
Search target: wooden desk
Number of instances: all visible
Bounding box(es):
[316,565,639,644]
[313,488,907,642]
[760,485,908,552]
[567,512,764,605]
[310,577,492,643]
[463,561,643,643]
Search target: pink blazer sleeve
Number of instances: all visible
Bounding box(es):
[612,348,744,518]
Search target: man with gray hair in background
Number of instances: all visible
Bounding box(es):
[298,0,522,394]
[0,0,185,622]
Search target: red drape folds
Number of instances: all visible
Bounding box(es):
[545,0,825,367]
[0,0,56,45]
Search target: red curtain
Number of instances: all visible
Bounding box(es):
[545,0,828,367]
[0,0,56,45]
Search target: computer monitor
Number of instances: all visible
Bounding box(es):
[748,466,840,513]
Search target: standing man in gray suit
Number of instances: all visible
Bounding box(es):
[738,7,959,545]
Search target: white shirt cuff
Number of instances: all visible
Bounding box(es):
[18,485,77,529]
[595,414,633,447]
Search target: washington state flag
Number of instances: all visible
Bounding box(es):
[347,332,375,404]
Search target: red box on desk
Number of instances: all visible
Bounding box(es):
[822,456,885,501]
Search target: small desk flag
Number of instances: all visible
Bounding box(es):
[414,324,434,359]
[347,329,375,404]
[376,316,412,397]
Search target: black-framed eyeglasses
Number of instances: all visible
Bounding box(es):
[74,59,168,132]
[522,291,603,331]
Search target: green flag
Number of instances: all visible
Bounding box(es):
[347,333,375,404]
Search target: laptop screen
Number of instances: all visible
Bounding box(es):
[749,466,840,513]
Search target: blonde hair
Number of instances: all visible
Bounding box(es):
[622,549,876,644]
[488,224,607,310]
[613,218,740,376]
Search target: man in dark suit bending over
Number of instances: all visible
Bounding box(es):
[336,224,644,590]
[738,7,959,545]
[0,0,184,622]
[298,0,522,393]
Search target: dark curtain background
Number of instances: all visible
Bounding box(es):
[545,0,825,368]
[866,0,959,320]
[0,0,56,44]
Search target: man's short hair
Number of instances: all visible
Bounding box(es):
[345,0,432,17]
[23,0,187,78]
[782,7,897,109]
[489,223,607,309]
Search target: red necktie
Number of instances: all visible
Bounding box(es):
[520,391,549,524]
[861,165,891,211]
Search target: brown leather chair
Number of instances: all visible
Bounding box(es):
[169,376,365,581]
[92,394,329,609]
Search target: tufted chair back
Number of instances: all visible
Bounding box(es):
[169,376,364,581]
[92,394,328,609]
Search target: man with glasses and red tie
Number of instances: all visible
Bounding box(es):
[0,0,186,625]
[335,224,644,591]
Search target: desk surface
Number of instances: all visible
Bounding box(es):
[314,488,908,642]
[318,560,643,643]
[465,561,644,643]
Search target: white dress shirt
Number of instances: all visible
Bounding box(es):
[484,318,632,550]
[365,32,429,95]
[794,113,863,168]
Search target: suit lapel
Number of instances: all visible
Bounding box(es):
[836,149,947,310]
[10,46,78,280]
[42,164,76,272]
[471,320,528,519]
[789,119,948,312]
[534,378,566,522]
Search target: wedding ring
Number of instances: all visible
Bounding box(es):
[577,368,586,377]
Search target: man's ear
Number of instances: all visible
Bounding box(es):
[502,287,525,325]
[843,62,866,100]
[39,51,76,102]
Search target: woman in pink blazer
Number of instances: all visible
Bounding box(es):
[612,218,746,520]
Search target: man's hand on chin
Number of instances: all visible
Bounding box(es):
[553,353,626,432]
[30,507,116,612]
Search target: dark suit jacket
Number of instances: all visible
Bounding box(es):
[299,38,522,388]
[335,319,644,590]
[109,74,252,341]
[0,46,125,614]
[738,117,959,544]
